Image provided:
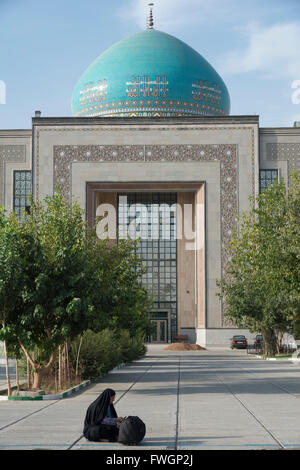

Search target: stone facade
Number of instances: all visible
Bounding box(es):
[0,117,299,346]
[0,130,32,209]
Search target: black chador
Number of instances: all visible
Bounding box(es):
[83,388,119,442]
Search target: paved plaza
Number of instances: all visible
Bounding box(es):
[1,345,300,450]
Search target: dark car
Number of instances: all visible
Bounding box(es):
[254,334,263,348]
[230,335,248,349]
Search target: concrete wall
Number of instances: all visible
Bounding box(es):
[0,130,32,210]
[197,328,258,348]
[260,127,300,180]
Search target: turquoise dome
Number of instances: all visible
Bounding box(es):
[71,29,230,118]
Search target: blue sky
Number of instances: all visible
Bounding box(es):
[0,0,299,129]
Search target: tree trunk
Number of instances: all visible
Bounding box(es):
[75,335,83,377]
[62,343,66,386]
[54,361,57,392]
[27,357,31,389]
[58,345,62,391]
[19,341,58,390]
[262,328,278,356]
[66,341,70,383]
[16,358,20,392]
[280,331,284,347]
[3,340,11,396]
[32,368,46,390]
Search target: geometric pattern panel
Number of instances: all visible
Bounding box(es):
[266,143,300,174]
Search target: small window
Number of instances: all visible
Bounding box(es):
[13,171,32,221]
[259,169,278,193]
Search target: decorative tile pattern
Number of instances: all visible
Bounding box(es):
[74,99,227,118]
[127,75,168,99]
[53,145,145,200]
[0,145,26,206]
[74,76,226,117]
[266,143,300,175]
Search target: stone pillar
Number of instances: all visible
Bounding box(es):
[177,191,197,341]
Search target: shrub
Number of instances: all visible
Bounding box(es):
[117,329,146,363]
[73,329,119,380]
[73,328,147,380]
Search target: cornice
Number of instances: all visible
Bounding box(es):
[32,115,259,127]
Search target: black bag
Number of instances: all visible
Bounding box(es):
[118,416,146,445]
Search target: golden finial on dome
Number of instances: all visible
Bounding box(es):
[148,3,154,29]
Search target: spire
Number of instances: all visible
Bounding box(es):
[148,3,154,29]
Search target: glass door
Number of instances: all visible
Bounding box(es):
[150,319,167,343]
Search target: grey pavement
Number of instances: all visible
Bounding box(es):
[1,345,300,450]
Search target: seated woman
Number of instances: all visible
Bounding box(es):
[83,388,124,442]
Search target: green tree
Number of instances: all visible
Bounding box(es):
[0,209,26,395]
[217,173,300,356]
[281,173,300,340]
[7,194,97,389]
[68,233,152,380]
[2,194,152,390]
[87,233,153,337]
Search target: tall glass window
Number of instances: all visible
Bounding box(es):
[259,169,278,193]
[118,192,177,339]
[13,171,32,221]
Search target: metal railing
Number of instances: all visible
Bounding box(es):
[247,342,296,355]
[247,344,264,355]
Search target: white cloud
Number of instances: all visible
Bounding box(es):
[220,22,300,79]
